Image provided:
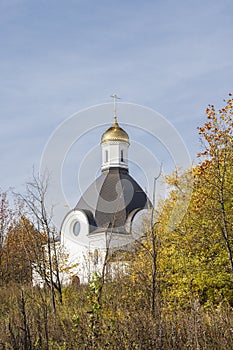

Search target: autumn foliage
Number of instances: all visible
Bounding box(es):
[1,216,45,284]
[0,95,233,348]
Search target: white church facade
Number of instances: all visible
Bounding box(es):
[60,107,152,283]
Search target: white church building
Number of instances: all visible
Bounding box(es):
[60,107,152,283]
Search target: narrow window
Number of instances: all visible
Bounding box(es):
[94,249,99,265]
[121,150,124,162]
[105,150,108,162]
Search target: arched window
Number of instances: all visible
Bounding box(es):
[121,150,124,162]
[105,150,108,162]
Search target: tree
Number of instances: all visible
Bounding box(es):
[197,95,233,282]
[158,95,233,305]
[1,216,44,284]
[0,190,16,285]
[128,95,233,307]
[17,172,64,311]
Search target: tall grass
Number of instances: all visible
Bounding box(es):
[0,281,233,349]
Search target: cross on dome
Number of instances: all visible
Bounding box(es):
[110,94,121,123]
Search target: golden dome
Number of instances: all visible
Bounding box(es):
[101,117,129,144]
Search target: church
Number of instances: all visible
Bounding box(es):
[60,101,152,282]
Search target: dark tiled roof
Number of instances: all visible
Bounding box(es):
[75,167,151,232]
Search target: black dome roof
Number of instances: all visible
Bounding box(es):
[75,167,151,233]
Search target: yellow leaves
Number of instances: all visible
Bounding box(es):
[164,172,179,187]
[199,96,233,166]
[197,150,209,158]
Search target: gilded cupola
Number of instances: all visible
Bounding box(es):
[101,116,129,144]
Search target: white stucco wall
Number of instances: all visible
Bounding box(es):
[101,141,129,171]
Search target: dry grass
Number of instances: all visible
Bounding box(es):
[0,282,233,350]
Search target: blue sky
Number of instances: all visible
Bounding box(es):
[0,0,233,210]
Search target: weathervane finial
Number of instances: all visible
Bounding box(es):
[111,94,121,123]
